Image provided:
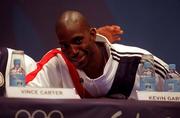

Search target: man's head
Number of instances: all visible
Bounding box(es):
[56,10,98,70]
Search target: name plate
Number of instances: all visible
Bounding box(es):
[6,87,80,99]
[137,91,180,102]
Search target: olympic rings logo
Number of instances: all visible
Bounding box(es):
[15,109,64,118]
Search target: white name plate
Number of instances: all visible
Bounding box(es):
[137,91,180,102]
[6,87,80,99]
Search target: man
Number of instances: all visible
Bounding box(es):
[26,10,169,99]
[0,24,121,97]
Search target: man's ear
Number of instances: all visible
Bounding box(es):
[89,28,96,37]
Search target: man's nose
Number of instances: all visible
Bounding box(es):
[70,44,79,54]
[68,45,80,59]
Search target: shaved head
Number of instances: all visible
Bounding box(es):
[56,10,90,37]
[55,10,104,77]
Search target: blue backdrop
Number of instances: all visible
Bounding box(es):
[0,0,180,70]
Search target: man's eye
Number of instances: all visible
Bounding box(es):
[74,37,83,44]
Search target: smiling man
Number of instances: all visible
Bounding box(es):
[26,10,169,99]
[56,11,108,78]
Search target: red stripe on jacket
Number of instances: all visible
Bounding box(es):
[25,49,92,98]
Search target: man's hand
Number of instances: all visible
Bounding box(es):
[96,25,124,43]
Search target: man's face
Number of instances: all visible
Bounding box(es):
[57,25,96,70]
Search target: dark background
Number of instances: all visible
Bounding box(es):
[0,0,180,70]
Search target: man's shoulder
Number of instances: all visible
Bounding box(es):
[38,48,65,64]
[96,34,111,44]
[42,48,62,58]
